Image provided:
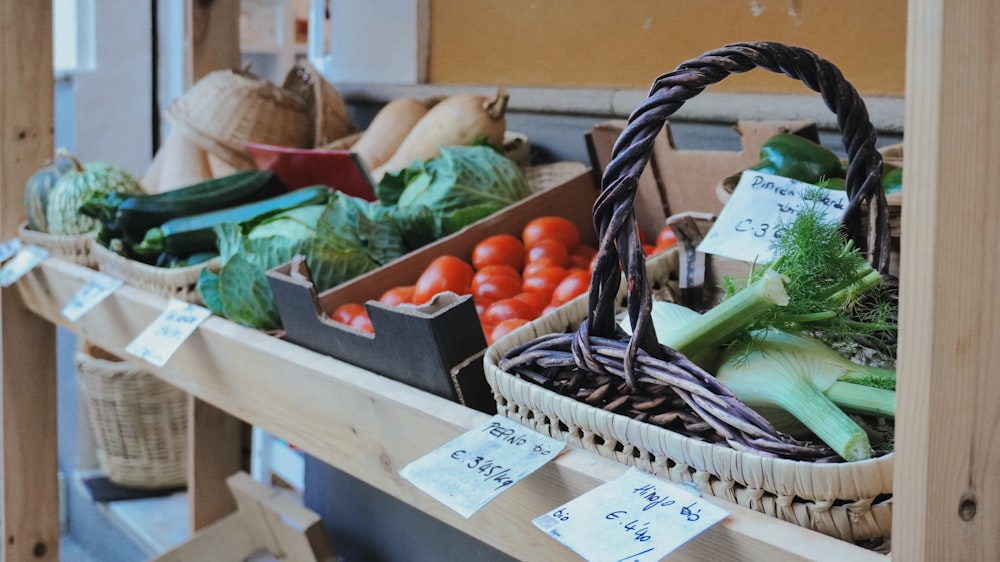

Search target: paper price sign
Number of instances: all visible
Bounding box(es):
[125,299,211,367]
[399,414,566,518]
[0,245,48,287]
[697,171,849,264]
[533,468,729,561]
[0,238,22,264]
[61,273,124,322]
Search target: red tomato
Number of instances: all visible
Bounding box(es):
[331,302,365,324]
[522,216,581,252]
[471,272,522,303]
[412,255,475,305]
[472,234,525,271]
[481,298,538,326]
[550,270,591,306]
[512,292,548,317]
[643,244,656,256]
[526,239,570,268]
[349,313,374,333]
[379,285,415,306]
[474,264,521,283]
[569,244,597,269]
[488,318,530,345]
[655,225,678,251]
[522,266,569,301]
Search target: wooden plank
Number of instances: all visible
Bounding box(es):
[0,1,60,561]
[894,1,1000,560]
[186,0,245,533]
[17,258,884,562]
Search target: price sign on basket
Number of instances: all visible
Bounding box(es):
[0,245,48,287]
[399,414,566,518]
[0,238,23,264]
[125,298,211,368]
[533,468,729,561]
[61,272,124,322]
[697,171,849,264]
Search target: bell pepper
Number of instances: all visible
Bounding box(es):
[749,133,845,186]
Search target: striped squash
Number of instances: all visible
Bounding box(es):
[24,155,73,232]
[46,153,143,235]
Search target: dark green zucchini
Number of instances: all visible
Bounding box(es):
[80,170,287,239]
[133,186,332,256]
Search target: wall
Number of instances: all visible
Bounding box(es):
[428,0,907,96]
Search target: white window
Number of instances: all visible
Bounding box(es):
[54,0,95,75]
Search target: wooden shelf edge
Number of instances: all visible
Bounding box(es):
[19,257,885,561]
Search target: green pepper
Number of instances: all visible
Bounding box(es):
[881,166,903,194]
[749,133,845,186]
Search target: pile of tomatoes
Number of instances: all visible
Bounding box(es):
[330,216,678,345]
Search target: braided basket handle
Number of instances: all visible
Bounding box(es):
[583,42,890,381]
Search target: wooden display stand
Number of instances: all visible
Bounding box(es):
[2,1,999,561]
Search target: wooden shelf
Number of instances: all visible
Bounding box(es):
[16,256,883,561]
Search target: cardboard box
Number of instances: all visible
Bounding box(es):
[266,170,601,414]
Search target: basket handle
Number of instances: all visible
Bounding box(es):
[585,42,890,382]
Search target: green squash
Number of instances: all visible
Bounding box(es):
[46,152,143,236]
[24,153,73,232]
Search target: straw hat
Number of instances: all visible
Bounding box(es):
[282,61,356,147]
[166,67,312,169]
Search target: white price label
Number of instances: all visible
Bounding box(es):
[697,171,849,264]
[399,414,566,518]
[0,238,23,263]
[0,245,48,287]
[125,299,211,367]
[61,273,124,322]
[533,468,729,561]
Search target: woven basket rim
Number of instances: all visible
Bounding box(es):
[92,242,218,304]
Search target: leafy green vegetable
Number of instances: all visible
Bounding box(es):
[375,145,530,248]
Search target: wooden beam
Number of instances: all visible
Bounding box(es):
[0,1,59,561]
[895,0,1000,559]
[186,0,245,532]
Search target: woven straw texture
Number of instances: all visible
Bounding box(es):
[486,41,896,546]
[92,243,218,305]
[166,68,311,170]
[18,222,96,268]
[75,343,188,489]
[282,62,356,147]
[524,161,589,194]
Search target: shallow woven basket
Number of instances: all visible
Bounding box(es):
[92,243,218,305]
[18,222,96,268]
[75,342,188,489]
[524,161,589,194]
[282,61,356,147]
[166,67,312,170]
[485,41,895,545]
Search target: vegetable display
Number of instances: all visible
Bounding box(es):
[350,97,439,171]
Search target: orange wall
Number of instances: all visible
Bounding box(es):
[428,0,906,96]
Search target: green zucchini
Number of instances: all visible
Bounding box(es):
[134,186,332,256]
[80,170,287,239]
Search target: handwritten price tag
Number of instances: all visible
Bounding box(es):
[0,245,49,287]
[61,273,124,322]
[125,299,211,367]
[697,171,849,264]
[0,238,23,263]
[399,414,566,518]
[533,467,729,561]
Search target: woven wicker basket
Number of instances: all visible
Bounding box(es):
[166,67,312,170]
[18,222,96,268]
[282,61,356,147]
[92,243,218,305]
[75,342,188,489]
[485,41,896,546]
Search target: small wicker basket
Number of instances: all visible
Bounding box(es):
[486,41,896,546]
[75,342,188,489]
[17,222,96,269]
[92,243,218,305]
[166,67,312,170]
[282,61,356,147]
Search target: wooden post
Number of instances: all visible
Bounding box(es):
[894,0,1000,558]
[0,1,60,561]
[186,0,245,533]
